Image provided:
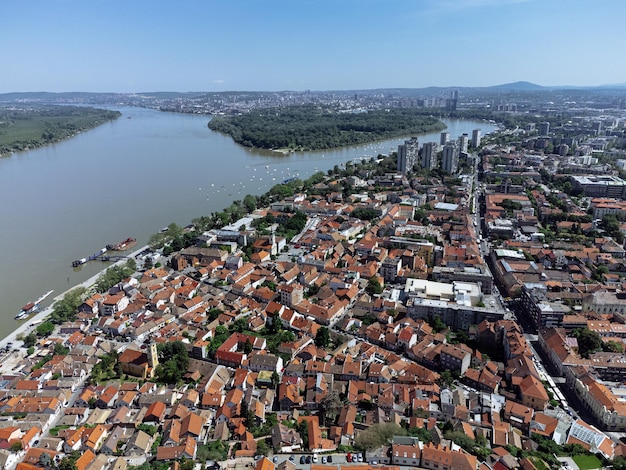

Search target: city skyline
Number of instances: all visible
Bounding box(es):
[2,0,626,93]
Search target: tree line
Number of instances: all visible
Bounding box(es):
[0,105,121,155]
[208,104,446,150]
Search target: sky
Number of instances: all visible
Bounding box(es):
[1,0,625,93]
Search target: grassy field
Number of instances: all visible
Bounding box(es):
[572,454,602,470]
[0,105,120,155]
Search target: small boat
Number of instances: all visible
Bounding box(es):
[15,290,54,320]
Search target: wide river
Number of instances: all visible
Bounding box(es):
[0,107,495,340]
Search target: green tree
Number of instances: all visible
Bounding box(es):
[137,424,158,436]
[612,456,626,470]
[407,427,432,443]
[366,277,383,295]
[180,459,194,470]
[257,439,269,456]
[39,453,51,467]
[572,328,603,358]
[54,342,70,355]
[243,194,257,212]
[58,450,81,470]
[605,340,625,353]
[315,327,331,348]
[23,333,37,348]
[355,423,406,452]
[10,441,23,452]
[271,371,280,389]
[320,391,342,426]
[50,287,86,324]
[95,260,137,293]
[429,315,446,333]
[439,370,455,386]
[197,441,228,461]
[155,341,189,384]
[297,420,310,450]
[36,321,55,337]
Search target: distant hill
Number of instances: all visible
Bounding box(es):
[2,81,626,102]
[487,81,545,91]
[595,82,626,89]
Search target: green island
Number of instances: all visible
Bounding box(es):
[208,104,447,151]
[0,105,121,156]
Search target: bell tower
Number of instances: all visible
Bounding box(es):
[148,343,159,368]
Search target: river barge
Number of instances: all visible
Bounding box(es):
[106,237,136,251]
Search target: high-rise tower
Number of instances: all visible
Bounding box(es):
[442,141,459,174]
[421,142,437,170]
[397,137,419,174]
[440,132,450,146]
[472,129,481,148]
[459,134,469,153]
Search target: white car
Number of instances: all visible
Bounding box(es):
[312,455,318,463]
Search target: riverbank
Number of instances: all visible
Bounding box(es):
[0,245,149,371]
[0,108,496,340]
[0,105,121,157]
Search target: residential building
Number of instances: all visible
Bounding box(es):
[471,129,481,148]
[442,141,459,174]
[421,142,437,170]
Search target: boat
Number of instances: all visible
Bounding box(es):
[15,290,54,320]
[72,257,88,267]
[106,237,136,251]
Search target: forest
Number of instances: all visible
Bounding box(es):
[208,104,447,150]
[0,105,121,155]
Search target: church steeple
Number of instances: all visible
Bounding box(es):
[148,343,159,368]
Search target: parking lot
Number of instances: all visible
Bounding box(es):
[267,452,368,469]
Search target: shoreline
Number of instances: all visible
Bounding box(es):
[0,112,496,353]
[0,245,149,355]
[0,109,122,159]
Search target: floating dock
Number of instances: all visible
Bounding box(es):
[72,247,107,267]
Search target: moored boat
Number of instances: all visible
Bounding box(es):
[15,290,53,320]
[106,237,136,251]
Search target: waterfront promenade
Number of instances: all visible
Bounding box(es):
[0,245,149,373]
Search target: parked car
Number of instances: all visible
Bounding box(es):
[300,456,306,464]
[289,456,294,462]
[322,457,327,464]
[305,456,311,464]
[327,455,333,463]
[312,455,318,463]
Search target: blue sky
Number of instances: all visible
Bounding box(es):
[1,0,625,92]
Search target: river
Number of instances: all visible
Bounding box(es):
[0,107,495,340]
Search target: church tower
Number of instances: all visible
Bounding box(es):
[148,343,159,369]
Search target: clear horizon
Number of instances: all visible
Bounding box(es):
[2,0,625,93]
